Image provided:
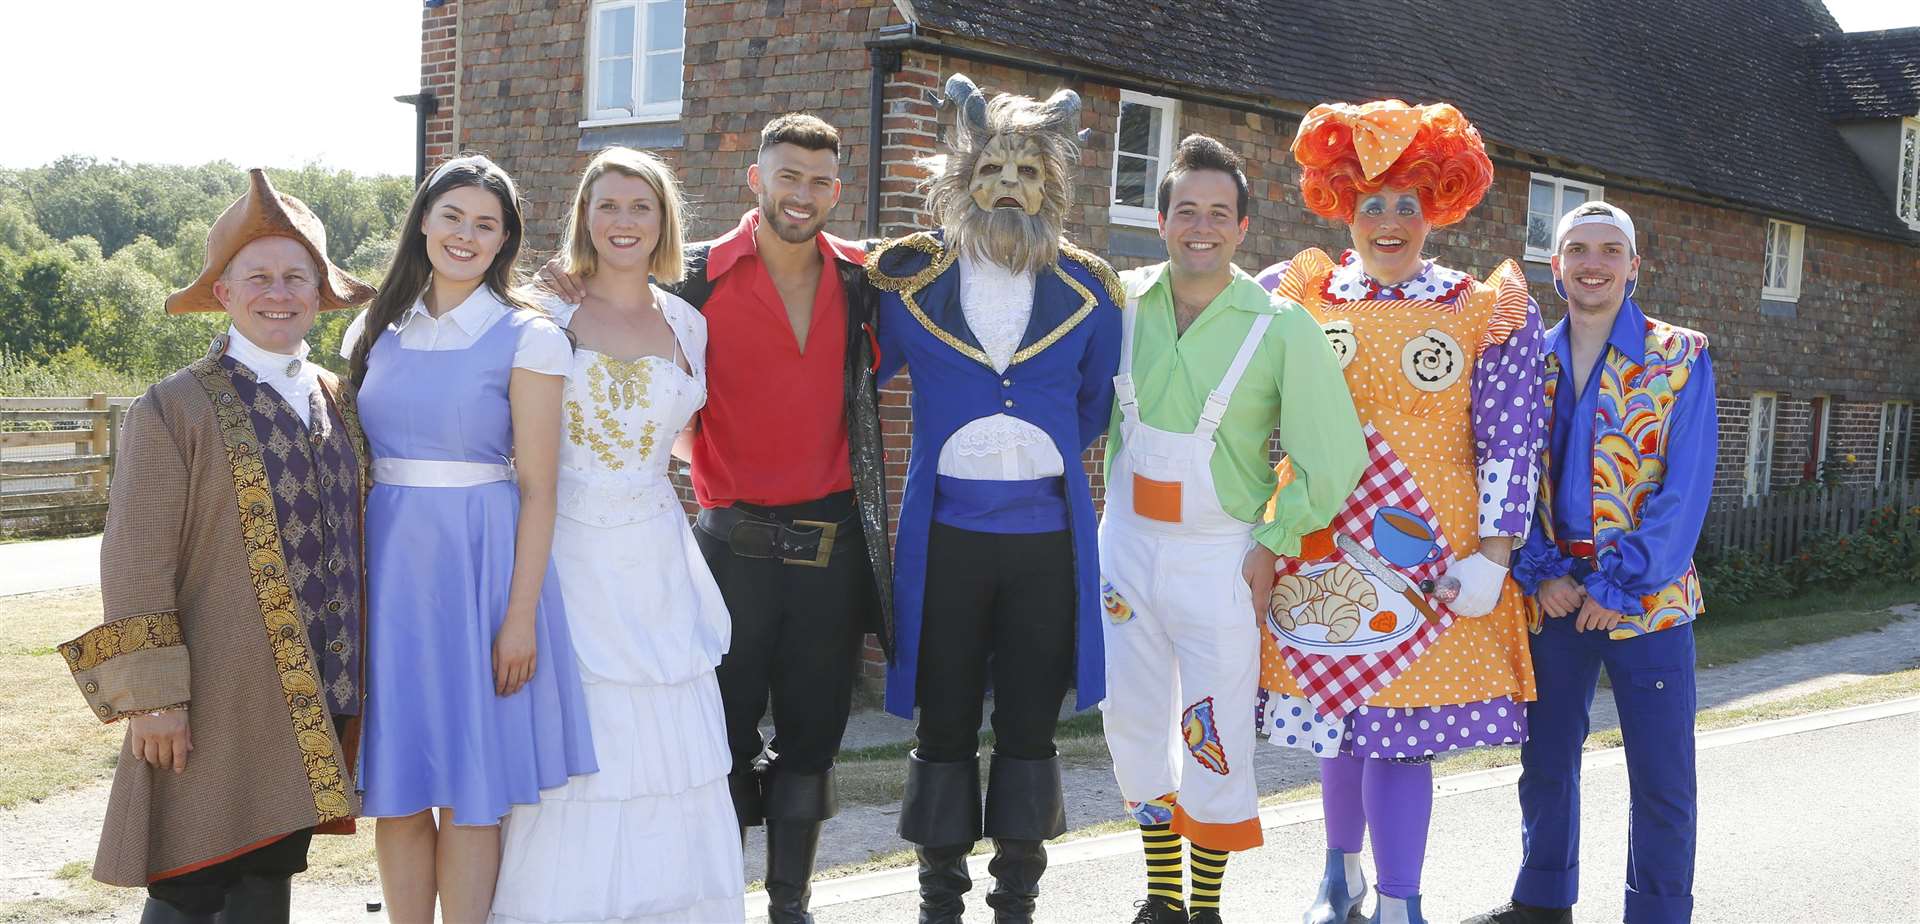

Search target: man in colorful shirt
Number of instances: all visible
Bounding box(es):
[1100,135,1366,924]
[1469,202,1717,924]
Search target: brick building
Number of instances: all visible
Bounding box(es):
[414,0,1920,512]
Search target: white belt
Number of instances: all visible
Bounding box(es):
[372,458,514,487]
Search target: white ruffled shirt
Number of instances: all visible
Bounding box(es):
[225,325,320,427]
[937,254,1065,480]
[337,285,572,377]
[1326,253,1471,303]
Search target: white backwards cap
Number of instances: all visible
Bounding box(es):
[1553,201,1636,255]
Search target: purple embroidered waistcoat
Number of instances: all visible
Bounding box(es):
[221,356,366,716]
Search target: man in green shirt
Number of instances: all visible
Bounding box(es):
[1099,135,1366,924]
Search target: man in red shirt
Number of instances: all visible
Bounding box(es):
[545,115,890,924]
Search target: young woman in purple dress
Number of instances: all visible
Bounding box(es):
[343,155,596,923]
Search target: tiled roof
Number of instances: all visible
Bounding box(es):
[905,0,1918,239]
[1806,27,1920,121]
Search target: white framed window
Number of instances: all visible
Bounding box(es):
[1878,400,1914,483]
[583,0,684,126]
[1761,219,1805,302]
[1898,118,1920,230]
[1525,173,1604,262]
[1109,91,1178,229]
[1744,392,1778,500]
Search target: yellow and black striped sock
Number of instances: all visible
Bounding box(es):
[1188,843,1229,910]
[1140,822,1185,908]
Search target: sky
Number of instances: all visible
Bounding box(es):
[0,0,1915,179]
[0,0,419,177]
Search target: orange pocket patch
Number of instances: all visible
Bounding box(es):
[1132,474,1183,523]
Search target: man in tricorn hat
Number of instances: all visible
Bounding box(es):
[60,168,376,923]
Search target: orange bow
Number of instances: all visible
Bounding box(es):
[1295,101,1423,181]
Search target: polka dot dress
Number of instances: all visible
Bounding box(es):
[1258,249,1536,749]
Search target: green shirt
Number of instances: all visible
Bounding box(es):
[1105,262,1367,556]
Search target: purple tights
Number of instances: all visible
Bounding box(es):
[1319,752,1433,899]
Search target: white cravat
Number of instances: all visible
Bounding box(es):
[226,325,319,427]
[938,254,1064,481]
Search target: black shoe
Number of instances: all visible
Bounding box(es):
[1187,908,1223,924]
[984,838,1046,923]
[915,842,973,924]
[1129,895,1188,924]
[1460,901,1573,924]
[216,875,291,924]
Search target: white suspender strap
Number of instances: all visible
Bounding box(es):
[1115,296,1140,422]
[1195,313,1273,439]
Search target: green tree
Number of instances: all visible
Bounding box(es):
[0,247,92,361]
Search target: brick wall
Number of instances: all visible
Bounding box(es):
[432,6,1920,670]
[421,1,460,166]
[428,1,1920,686]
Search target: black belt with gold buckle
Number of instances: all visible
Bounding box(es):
[697,505,846,568]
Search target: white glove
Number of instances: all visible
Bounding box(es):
[1442,551,1508,617]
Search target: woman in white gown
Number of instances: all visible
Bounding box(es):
[491,147,743,924]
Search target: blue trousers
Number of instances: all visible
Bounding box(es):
[1513,602,1697,924]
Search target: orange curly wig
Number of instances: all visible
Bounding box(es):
[1292,100,1493,227]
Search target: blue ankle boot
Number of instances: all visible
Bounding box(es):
[1368,893,1422,924]
[1303,848,1366,924]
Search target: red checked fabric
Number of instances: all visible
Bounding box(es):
[1266,425,1458,719]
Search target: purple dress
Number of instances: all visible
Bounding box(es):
[356,308,596,824]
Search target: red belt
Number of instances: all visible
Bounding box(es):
[1557,538,1596,559]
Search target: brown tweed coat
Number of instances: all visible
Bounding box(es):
[62,341,367,887]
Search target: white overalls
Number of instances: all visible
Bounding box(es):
[1098,303,1273,852]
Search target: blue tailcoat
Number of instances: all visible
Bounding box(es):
[867,232,1124,718]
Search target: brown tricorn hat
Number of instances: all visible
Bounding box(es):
[164,168,377,314]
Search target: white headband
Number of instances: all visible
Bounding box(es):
[1553,202,1636,254]
[427,154,517,199]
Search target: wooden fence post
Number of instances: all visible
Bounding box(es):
[87,393,108,495]
[106,401,123,497]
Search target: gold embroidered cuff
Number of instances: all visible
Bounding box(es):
[62,612,191,724]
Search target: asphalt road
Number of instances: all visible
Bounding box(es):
[786,708,1920,924]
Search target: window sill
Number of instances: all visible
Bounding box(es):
[580,111,681,129]
[1523,250,1551,264]
[1110,205,1158,230]
[1760,292,1800,304]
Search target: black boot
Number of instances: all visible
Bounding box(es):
[215,875,291,924]
[983,839,1046,924]
[763,762,837,924]
[981,752,1067,923]
[899,750,983,924]
[139,898,216,924]
[915,842,974,924]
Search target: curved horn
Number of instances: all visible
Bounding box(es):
[944,73,988,139]
[1050,88,1083,131]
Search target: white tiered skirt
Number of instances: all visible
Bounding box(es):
[490,506,744,924]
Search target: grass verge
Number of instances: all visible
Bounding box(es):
[1691,581,1917,669]
[0,587,123,808]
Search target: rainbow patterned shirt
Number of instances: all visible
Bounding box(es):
[1514,297,1718,638]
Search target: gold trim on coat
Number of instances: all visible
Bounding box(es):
[866,232,1105,369]
[190,357,353,824]
[62,611,184,673]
